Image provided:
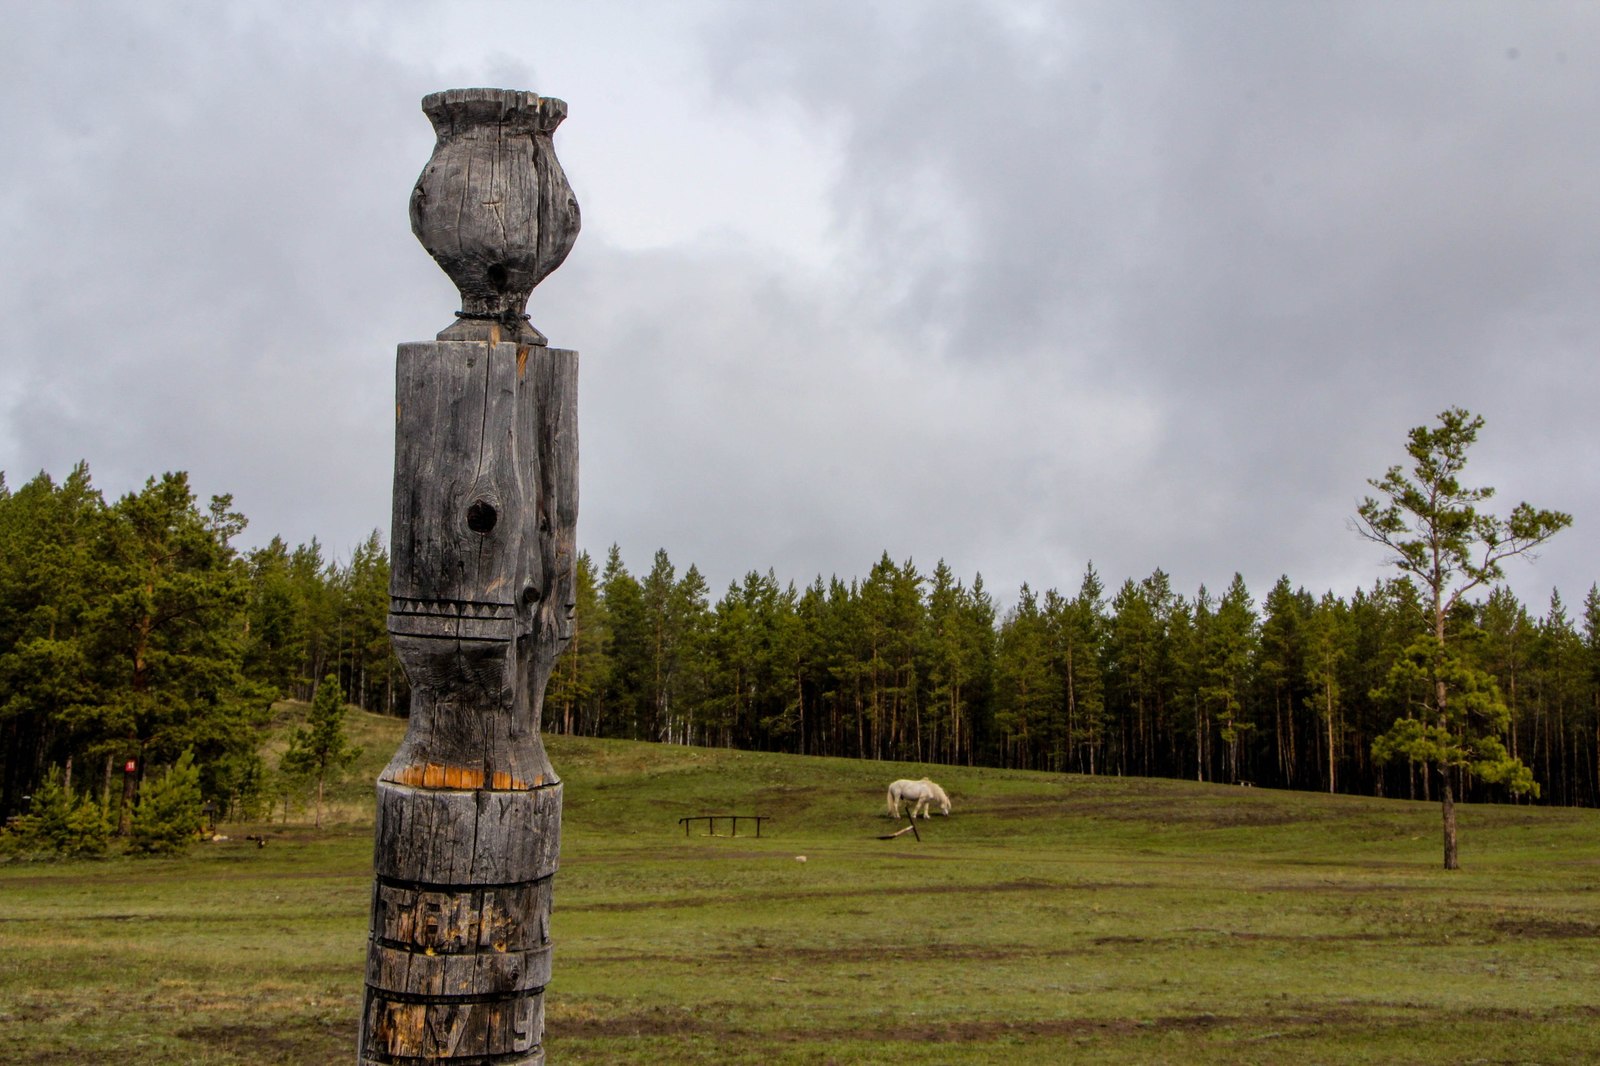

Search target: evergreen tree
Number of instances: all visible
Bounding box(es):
[66,474,269,832]
[243,536,309,698]
[638,550,712,743]
[1106,578,1159,777]
[994,584,1057,770]
[0,765,112,858]
[1200,574,1258,784]
[280,673,362,829]
[545,551,610,736]
[340,531,397,714]
[824,576,869,758]
[1582,588,1600,805]
[289,538,339,701]
[1357,407,1569,868]
[0,465,103,819]
[855,554,924,761]
[924,562,992,766]
[1303,592,1350,793]
[754,574,806,752]
[129,749,204,855]
[705,576,759,748]
[1477,587,1534,778]
[1258,577,1312,788]
[1527,592,1588,806]
[1062,565,1108,775]
[600,545,649,738]
[789,578,831,756]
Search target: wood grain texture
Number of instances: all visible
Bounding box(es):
[410,89,581,346]
[360,339,576,1065]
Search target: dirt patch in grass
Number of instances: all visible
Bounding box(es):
[555,1006,1339,1043]
[178,1020,353,1062]
[1261,879,1433,894]
[559,1005,713,1039]
[567,877,1064,913]
[1490,916,1600,939]
[970,797,1310,830]
[581,924,1415,968]
[553,1006,1241,1042]
[884,850,951,860]
[2,1053,103,1065]
[555,1001,1600,1049]
[873,1013,1239,1042]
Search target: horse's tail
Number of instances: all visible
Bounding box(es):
[886,783,898,817]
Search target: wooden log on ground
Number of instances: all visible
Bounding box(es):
[877,818,921,841]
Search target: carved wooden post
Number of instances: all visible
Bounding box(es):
[359,88,580,1066]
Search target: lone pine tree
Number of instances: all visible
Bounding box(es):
[1354,407,1571,869]
[280,673,360,829]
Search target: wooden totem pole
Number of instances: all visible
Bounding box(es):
[359,88,580,1065]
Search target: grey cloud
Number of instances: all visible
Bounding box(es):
[700,0,1599,603]
[1,0,1591,611]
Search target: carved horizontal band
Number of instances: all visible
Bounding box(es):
[367,943,552,996]
[359,1048,543,1066]
[364,984,547,1008]
[367,874,554,997]
[360,1044,543,1065]
[360,986,544,1062]
[389,599,519,642]
[391,597,515,620]
[371,871,556,903]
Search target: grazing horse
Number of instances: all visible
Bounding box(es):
[886,778,951,819]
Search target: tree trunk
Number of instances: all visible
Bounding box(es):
[1441,772,1459,870]
[118,751,138,836]
[1326,692,1335,794]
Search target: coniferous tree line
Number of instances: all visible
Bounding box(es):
[547,546,1600,809]
[4,446,1594,830]
[0,462,402,824]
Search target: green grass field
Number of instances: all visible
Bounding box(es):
[4,708,1600,1063]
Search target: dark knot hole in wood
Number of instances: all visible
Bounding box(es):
[487,262,509,292]
[466,499,498,534]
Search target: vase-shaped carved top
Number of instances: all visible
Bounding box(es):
[411,88,581,346]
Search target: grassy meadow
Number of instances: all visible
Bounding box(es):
[3,708,1600,1063]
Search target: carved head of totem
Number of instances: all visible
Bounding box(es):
[410,88,582,346]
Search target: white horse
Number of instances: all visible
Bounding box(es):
[886,778,951,819]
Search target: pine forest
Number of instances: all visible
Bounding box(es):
[4,459,1598,828]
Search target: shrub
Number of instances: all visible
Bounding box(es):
[0,768,112,858]
[129,750,204,855]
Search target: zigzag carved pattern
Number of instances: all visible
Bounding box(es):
[390,597,515,620]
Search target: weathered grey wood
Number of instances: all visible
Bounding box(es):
[371,783,561,885]
[411,89,581,347]
[360,88,579,1066]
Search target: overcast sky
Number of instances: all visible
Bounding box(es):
[3,1,1595,614]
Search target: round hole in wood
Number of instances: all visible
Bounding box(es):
[466,500,497,534]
